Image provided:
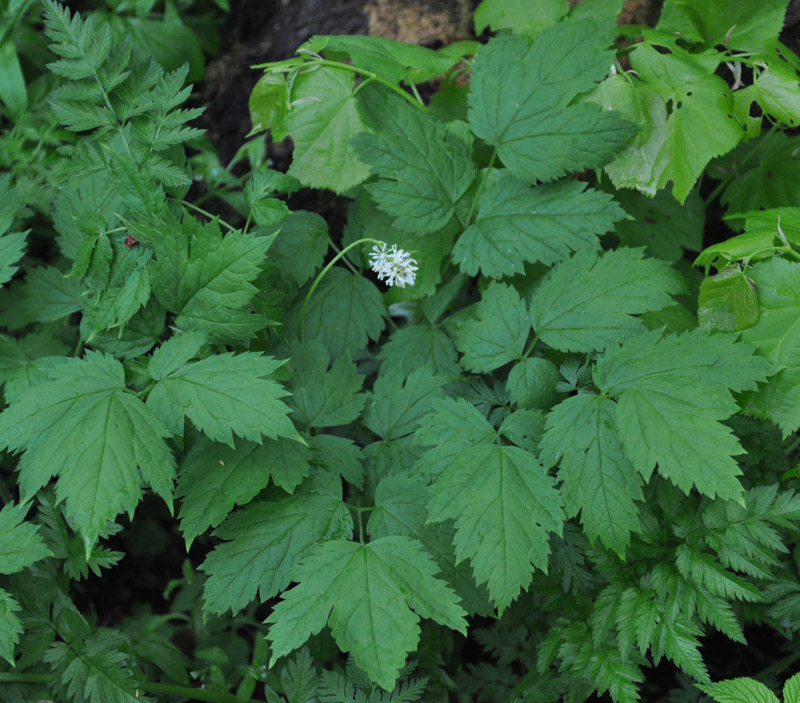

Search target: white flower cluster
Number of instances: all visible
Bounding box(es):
[368,242,418,288]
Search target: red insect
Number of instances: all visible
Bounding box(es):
[124,235,139,247]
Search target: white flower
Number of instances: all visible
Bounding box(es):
[368,242,418,288]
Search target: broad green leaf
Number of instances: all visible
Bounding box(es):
[378,324,461,379]
[530,248,685,352]
[287,340,365,430]
[296,268,385,359]
[474,0,569,39]
[0,231,26,287]
[303,35,456,85]
[698,268,760,332]
[147,331,206,380]
[146,352,298,446]
[0,352,174,549]
[177,434,311,546]
[741,258,800,433]
[0,503,52,574]
[612,186,704,262]
[0,331,70,401]
[369,472,493,616]
[735,46,800,129]
[719,132,800,212]
[262,211,328,288]
[14,266,82,324]
[453,175,624,278]
[541,394,642,556]
[468,25,636,183]
[604,44,742,203]
[151,216,270,342]
[352,88,475,234]
[0,41,27,116]
[85,298,165,358]
[285,66,371,193]
[267,536,467,690]
[507,357,561,410]
[697,678,780,703]
[309,434,364,489]
[363,365,445,441]
[249,72,289,138]
[201,478,352,615]
[658,0,790,53]
[454,282,529,373]
[785,672,800,703]
[0,588,22,665]
[427,443,564,608]
[595,330,773,500]
[498,408,546,454]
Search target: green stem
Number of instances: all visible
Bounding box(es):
[522,335,539,359]
[785,435,800,457]
[703,124,777,208]
[0,673,48,684]
[465,150,497,226]
[179,200,238,232]
[299,237,384,336]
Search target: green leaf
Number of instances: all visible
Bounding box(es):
[454,282,529,373]
[427,443,564,608]
[14,266,82,324]
[352,88,475,234]
[0,40,27,116]
[296,268,385,358]
[0,503,52,574]
[308,434,364,489]
[285,66,371,193]
[453,175,625,278]
[262,211,328,288]
[151,217,271,343]
[735,46,800,129]
[249,72,289,137]
[177,434,311,546]
[603,44,743,203]
[658,0,790,53]
[740,258,800,433]
[303,35,456,85]
[44,629,143,703]
[698,268,760,332]
[697,678,780,703]
[540,394,642,556]
[0,588,22,665]
[146,351,298,446]
[468,25,636,183]
[594,329,773,500]
[474,0,569,39]
[784,672,800,703]
[201,478,352,616]
[0,230,26,287]
[363,365,445,441]
[378,324,461,379]
[612,186,704,262]
[530,248,685,352]
[287,340,365,430]
[0,352,174,549]
[267,536,467,690]
[506,357,561,410]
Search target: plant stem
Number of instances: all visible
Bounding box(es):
[465,150,497,226]
[179,200,238,232]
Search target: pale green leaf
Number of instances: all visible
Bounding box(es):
[784,672,800,703]
[0,231,26,287]
[697,678,780,703]
[267,536,467,690]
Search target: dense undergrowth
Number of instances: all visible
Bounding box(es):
[3,0,800,701]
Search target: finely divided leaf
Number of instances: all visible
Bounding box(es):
[427,443,564,608]
[697,678,780,703]
[201,481,352,616]
[468,24,636,183]
[454,175,624,278]
[267,536,467,690]
[454,282,529,373]
[353,88,475,234]
[0,503,52,574]
[146,352,298,446]
[0,588,22,665]
[540,394,642,556]
[0,352,174,549]
[177,435,311,546]
[530,248,685,352]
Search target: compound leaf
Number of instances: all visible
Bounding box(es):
[427,443,564,609]
[267,536,467,690]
